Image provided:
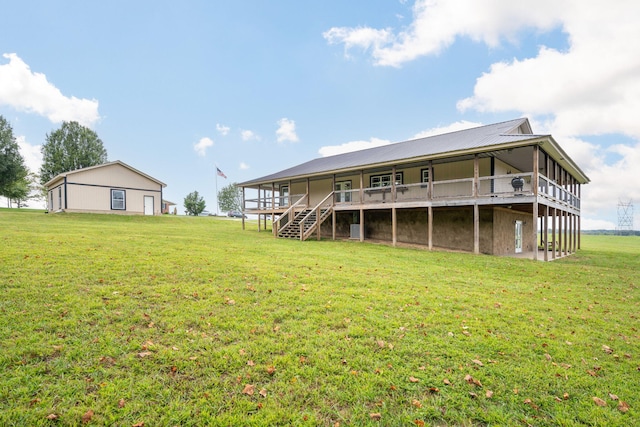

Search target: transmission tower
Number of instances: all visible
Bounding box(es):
[617,199,634,235]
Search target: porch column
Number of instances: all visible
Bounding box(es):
[257,186,262,232]
[392,166,397,201]
[359,171,364,204]
[543,205,548,262]
[532,202,539,261]
[392,207,397,246]
[271,183,276,237]
[359,208,364,242]
[558,210,563,257]
[428,206,433,250]
[473,204,479,254]
[473,154,479,197]
[428,160,434,200]
[242,187,246,231]
[532,146,539,261]
[332,209,336,241]
[563,209,568,256]
[551,208,557,260]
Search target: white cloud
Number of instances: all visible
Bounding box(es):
[412,120,482,139]
[241,129,258,141]
[276,118,299,143]
[239,162,249,170]
[319,137,391,157]
[324,0,562,67]
[194,137,214,157]
[16,135,42,174]
[216,123,230,136]
[0,53,100,127]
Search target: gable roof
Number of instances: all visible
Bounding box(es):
[240,118,589,186]
[44,160,166,188]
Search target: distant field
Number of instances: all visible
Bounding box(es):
[1,208,638,426]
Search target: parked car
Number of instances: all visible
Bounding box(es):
[198,210,213,216]
[227,210,246,218]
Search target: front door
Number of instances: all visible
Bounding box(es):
[515,220,523,253]
[335,181,352,203]
[144,196,154,215]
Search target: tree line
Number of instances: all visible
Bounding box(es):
[0,115,108,208]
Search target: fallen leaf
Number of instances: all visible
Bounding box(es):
[132,422,145,427]
[46,414,59,420]
[266,365,276,375]
[118,399,126,408]
[376,340,385,348]
[602,345,613,354]
[409,376,420,383]
[486,390,493,398]
[242,384,255,396]
[429,387,440,393]
[554,396,562,402]
[592,397,607,407]
[472,359,483,366]
[563,393,569,400]
[544,353,552,361]
[443,378,451,385]
[618,401,630,413]
[137,351,151,358]
[608,393,619,401]
[259,388,267,398]
[587,370,598,377]
[414,420,425,427]
[412,399,422,408]
[369,413,381,421]
[82,410,94,424]
[469,392,477,398]
[247,360,255,366]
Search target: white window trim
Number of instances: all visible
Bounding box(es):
[111,189,126,210]
[370,172,403,188]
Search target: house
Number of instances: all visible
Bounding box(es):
[44,160,166,216]
[238,118,589,261]
[162,199,176,214]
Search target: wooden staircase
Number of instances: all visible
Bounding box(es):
[278,208,330,240]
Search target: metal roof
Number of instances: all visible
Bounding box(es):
[44,160,167,188]
[240,118,589,186]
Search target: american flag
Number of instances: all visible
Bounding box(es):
[216,167,227,179]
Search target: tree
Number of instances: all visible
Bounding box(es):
[0,115,28,197]
[39,121,108,185]
[184,191,206,216]
[218,182,242,213]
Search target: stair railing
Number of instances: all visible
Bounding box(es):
[299,192,335,241]
[275,194,307,236]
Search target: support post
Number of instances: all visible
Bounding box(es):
[473,204,479,254]
[543,205,548,262]
[428,206,433,250]
[392,207,397,246]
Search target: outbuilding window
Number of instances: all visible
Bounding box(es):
[111,189,126,210]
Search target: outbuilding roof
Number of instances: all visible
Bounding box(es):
[44,160,167,188]
[240,118,589,186]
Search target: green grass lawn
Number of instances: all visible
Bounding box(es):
[1,208,638,426]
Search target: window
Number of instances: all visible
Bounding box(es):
[421,168,431,183]
[57,187,62,209]
[111,189,126,210]
[279,185,289,207]
[370,172,403,188]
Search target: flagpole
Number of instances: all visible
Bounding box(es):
[215,164,219,216]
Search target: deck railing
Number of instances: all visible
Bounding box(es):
[330,172,579,210]
[243,193,306,211]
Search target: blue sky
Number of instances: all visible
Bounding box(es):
[1,0,638,229]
